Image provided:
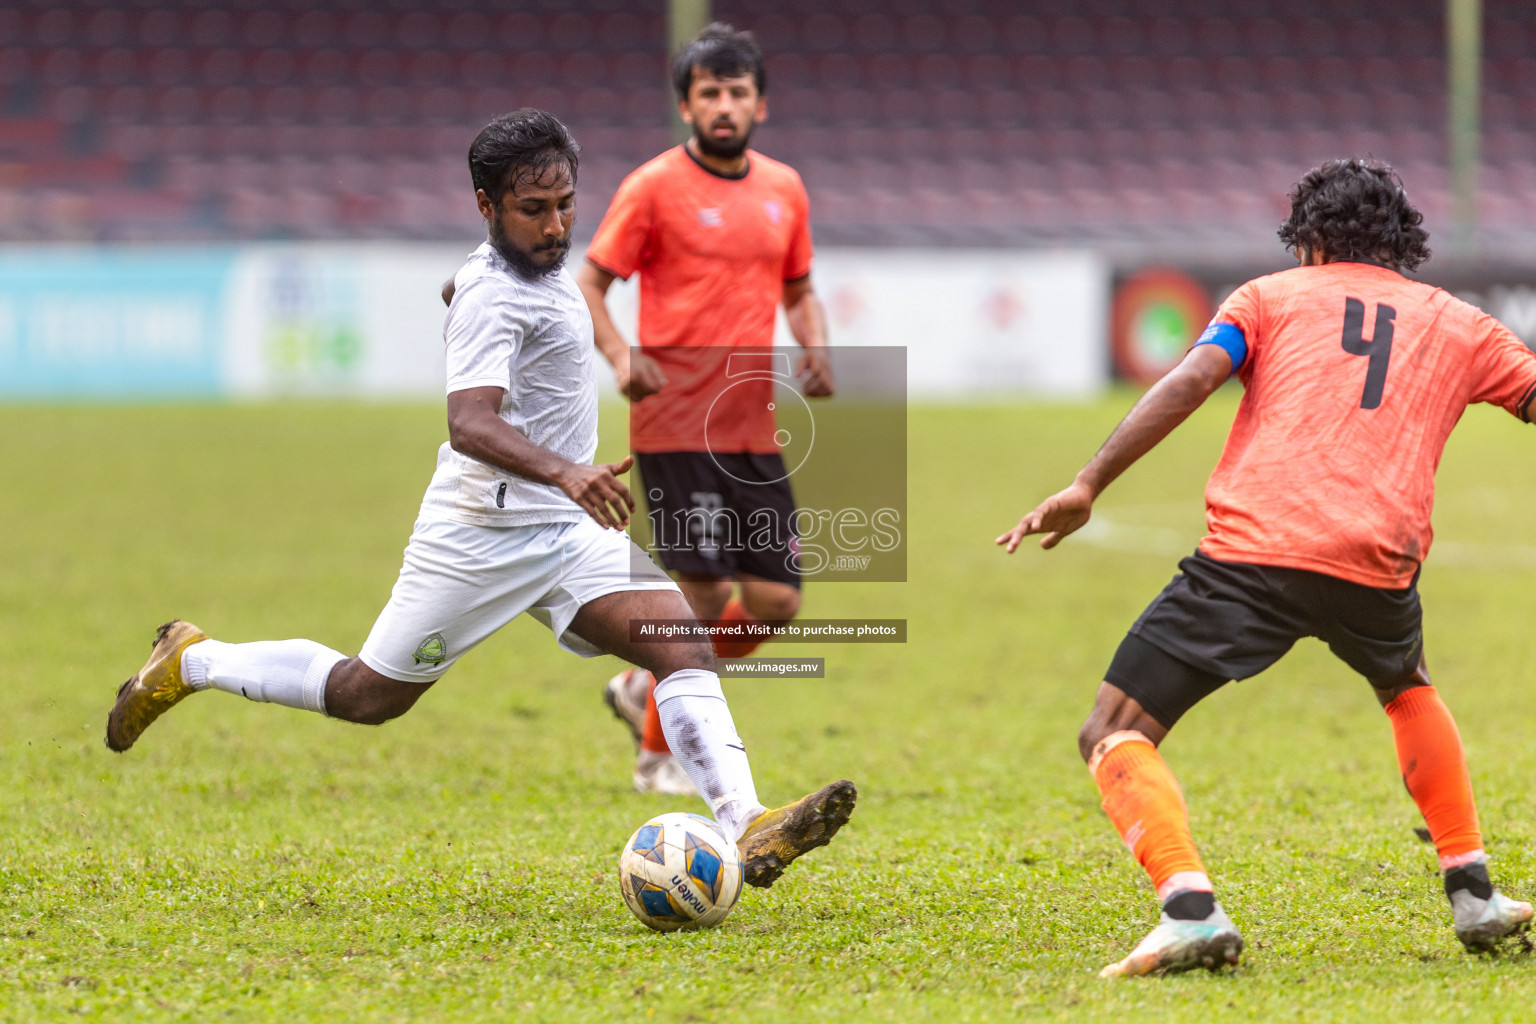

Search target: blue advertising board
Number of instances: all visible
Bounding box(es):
[0,248,235,399]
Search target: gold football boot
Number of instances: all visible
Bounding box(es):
[737,779,857,888]
[105,620,208,752]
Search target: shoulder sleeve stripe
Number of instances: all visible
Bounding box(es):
[1193,321,1248,375]
[1518,379,1536,422]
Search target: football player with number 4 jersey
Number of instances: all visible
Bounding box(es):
[999,158,1536,976]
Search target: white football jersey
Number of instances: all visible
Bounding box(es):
[418,242,598,526]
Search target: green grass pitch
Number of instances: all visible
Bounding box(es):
[2,392,1535,1021]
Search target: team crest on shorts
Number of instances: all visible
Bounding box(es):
[413,632,447,665]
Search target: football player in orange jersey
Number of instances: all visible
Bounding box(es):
[1000,158,1536,976]
[579,24,833,795]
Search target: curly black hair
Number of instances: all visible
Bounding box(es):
[468,108,579,209]
[1277,158,1431,271]
[671,22,765,98]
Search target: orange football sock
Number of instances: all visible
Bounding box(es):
[638,673,670,755]
[1091,731,1211,899]
[713,599,767,659]
[1386,686,1484,869]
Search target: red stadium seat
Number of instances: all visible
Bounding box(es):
[492,12,544,50]
[202,123,258,158]
[831,88,880,125]
[394,11,443,50]
[846,14,897,52]
[206,86,254,123]
[796,12,844,53]
[4,1,1531,244]
[361,87,412,124]
[812,52,863,87]
[741,14,797,51]
[772,87,820,122]
[570,86,621,123]
[608,51,662,90]
[407,86,462,123]
[308,85,360,123]
[354,49,401,88]
[143,47,194,87]
[548,11,595,50]
[270,156,330,191]
[1049,54,1102,92]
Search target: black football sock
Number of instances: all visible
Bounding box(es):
[1444,860,1494,902]
[1162,888,1217,921]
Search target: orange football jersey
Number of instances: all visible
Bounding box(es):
[585,146,813,454]
[1202,262,1536,588]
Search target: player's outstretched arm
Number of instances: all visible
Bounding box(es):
[575,261,667,401]
[997,343,1232,553]
[783,276,834,397]
[447,386,636,529]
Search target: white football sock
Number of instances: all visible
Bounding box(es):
[182,638,344,716]
[653,668,765,841]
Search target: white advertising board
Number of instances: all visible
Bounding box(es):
[598,246,1108,398]
[804,248,1108,397]
[224,244,463,398]
[0,244,1108,399]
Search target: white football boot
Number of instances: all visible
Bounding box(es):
[605,669,700,796]
[605,669,703,804]
[1100,900,1243,978]
[633,749,700,796]
[603,668,651,743]
[1452,889,1533,952]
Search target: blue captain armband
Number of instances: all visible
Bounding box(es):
[1193,321,1248,375]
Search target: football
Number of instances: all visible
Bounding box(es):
[619,812,743,932]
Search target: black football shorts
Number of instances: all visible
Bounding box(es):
[1105,549,1424,728]
[636,451,801,587]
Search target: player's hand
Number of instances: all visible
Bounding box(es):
[797,348,835,397]
[619,352,668,401]
[558,455,636,529]
[996,481,1094,553]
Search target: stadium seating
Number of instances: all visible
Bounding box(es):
[0,0,1531,258]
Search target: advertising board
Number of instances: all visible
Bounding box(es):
[0,244,1109,399]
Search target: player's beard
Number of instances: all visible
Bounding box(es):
[490,220,572,279]
[694,119,753,161]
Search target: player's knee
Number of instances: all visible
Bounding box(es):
[1078,721,1155,767]
[1077,719,1107,764]
[1077,683,1166,763]
[656,641,716,676]
[1370,654,1431,707]
[680,578,733,619]
[351,703,409,726]
[335,682,427,726]
[1372,677,1430,708]
[742,584,800,621]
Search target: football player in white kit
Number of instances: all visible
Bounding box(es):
[105,109,855,890]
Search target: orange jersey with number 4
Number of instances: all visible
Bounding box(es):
[1203,262,1536,588]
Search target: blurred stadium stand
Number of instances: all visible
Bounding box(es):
[1,1,1532,264]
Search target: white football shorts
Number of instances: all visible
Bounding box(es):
[358,516,679,683]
